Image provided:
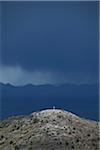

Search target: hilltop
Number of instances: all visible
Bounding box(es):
[0,83,99,120]
[0,109,99,150]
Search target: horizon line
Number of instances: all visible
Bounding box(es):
[0,82,99,87]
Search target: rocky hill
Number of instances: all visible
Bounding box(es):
[0,109,99,150]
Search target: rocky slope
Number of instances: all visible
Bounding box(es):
[0,109,99,150]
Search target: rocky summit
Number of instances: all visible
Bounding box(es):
[0,109,99,150]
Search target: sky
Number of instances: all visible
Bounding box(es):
[0,1,99,85]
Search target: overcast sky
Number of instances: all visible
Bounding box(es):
[0,1,99,85]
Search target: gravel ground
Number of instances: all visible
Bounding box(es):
[0,109,99,150]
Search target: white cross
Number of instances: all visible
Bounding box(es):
[53,106,55,109]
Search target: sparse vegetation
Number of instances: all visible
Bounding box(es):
[9,140,13,144]
[0,109,99,150]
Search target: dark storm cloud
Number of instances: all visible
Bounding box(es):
[1,1,99,84]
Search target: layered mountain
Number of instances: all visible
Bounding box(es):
[0,83,99,120]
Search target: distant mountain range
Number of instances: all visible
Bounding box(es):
[0,83,99,121]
